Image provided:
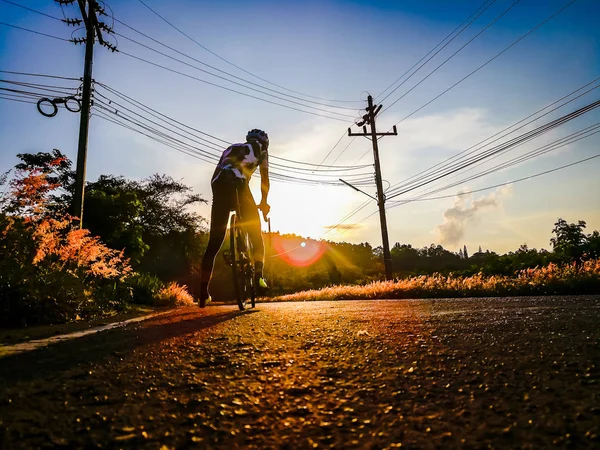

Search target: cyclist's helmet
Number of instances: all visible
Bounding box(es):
[246,129,269,150]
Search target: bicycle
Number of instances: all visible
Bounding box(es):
[225,185,267,311]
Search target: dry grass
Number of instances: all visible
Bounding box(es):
[267,259,600,302]
[155,282,195,307]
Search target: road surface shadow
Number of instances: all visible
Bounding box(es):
[0,308,257,384]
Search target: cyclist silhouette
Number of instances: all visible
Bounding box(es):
[199,129,270,307]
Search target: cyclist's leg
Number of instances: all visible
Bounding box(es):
[238,183,265,279]
[199,181,235,305]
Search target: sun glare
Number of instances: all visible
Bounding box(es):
[272,235,325,267]
[257,182,361,240]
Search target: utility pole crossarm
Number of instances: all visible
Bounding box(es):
[348,125,397,137]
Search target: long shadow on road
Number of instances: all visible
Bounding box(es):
[0,307,256,385]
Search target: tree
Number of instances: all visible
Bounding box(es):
[12,151,208,288]
[550,218,587,261]
[585,230,600,259]
[391,243,420,273]
[15,149,75,215]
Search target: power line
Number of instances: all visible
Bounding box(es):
[390,121,600,204]
[389,152,600,208]
[388,0,579,127]
[92,96,375,186]
[380,0,521,110]
[386,78,600,196]
[331,0,513,169]
[115,32,358,118]
[323,111,600,241]
[0,70,79,81]
[0,94,38,105]
[0,0,63,21]
[418,122,600,196]
[350,0,582,168]
[0,21,69,41]
[330,150,600,242]
[136,0,362,104]
[376,0,494,100]
[379,0,503,104]
[94,81,370,171]
[116,50,354,123]
[386,98,600,199]
[94,92,373,178]
[111,22,357,111]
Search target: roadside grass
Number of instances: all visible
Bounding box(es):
[155,282,196,307]
[264,259,600,303]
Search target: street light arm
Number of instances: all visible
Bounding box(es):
[339,178,377,201]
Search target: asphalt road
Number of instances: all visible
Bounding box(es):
[1,296,599,449]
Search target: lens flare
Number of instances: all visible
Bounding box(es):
[272,236,325,267]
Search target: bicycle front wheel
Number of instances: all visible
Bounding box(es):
[230,214,248,310]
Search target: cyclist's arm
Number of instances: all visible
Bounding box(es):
[258,157,270,215]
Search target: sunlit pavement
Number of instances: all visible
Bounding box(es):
[1,296,599,449]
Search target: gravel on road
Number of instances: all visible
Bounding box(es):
[1,296,599,449]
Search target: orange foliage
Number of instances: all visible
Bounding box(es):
[3,163,132,281]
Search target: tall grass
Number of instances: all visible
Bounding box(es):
[155,282,195,307]
[267,259,600,302]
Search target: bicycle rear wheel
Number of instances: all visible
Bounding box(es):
[230,214,254,310]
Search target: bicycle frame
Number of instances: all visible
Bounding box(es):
[229,185,256,310]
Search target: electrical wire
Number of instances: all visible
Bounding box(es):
[94,81,370,171]
[389,122,600,205]
[379,0,503,104]
[116,33,358,118]
[0,70,79,81]
[329,149,600,242]
[385,77,600,195]
[0,0,63,21]
[116,50,355,123]
[380,0,521,109]
[95,92,374,179]
[331,0,508,169]
[136,0,362,104]
[385,98,600,199]
[92,98,376,186]
[112,25,357,112]
[322,112,600,241]
[376,0,494,100]
[0,21,70,41]
[413,122,600,197]
[349,0,582,168]
[386,0,579,127]
[401,125,600,201]
[388,152,600,209]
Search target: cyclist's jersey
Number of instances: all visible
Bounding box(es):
[212,142,268,184]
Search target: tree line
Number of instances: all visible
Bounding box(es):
[1,149,598,325]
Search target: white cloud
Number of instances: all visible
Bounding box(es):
[433,185,513,247]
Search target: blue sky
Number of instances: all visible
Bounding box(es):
[1,0,599,254]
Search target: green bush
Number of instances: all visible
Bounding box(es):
[128,273,165,305]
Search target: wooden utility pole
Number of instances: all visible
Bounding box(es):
[348,95,397,280]
[72,0,106,226]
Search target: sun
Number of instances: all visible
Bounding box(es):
[253,181,361,240]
